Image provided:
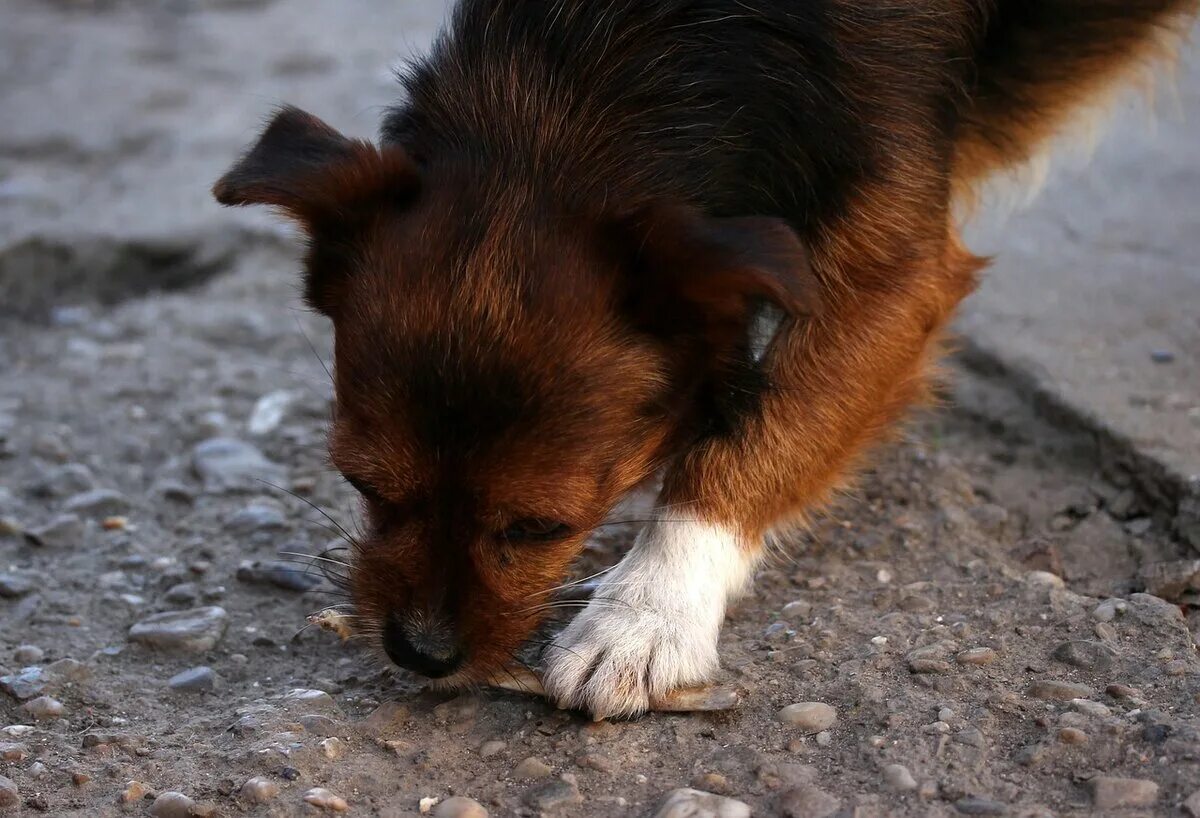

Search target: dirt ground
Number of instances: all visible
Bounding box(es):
[2,2,1200,817]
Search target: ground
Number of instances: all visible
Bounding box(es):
[1,2,1199,817]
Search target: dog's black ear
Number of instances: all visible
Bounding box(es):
[214,106,418,316]
[213,106,417,229]
[615,203,823,346]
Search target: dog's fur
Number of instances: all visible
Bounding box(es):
[214,0,1197,718]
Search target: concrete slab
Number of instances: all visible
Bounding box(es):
[960,34,1200,546]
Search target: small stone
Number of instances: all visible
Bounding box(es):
[782,600,812,620]
[1092,598,1127,622]
[1150,349,1176,364]
[63,488,127,518]
[815,730,832,746]
[1027,680,1091,701]
[28,762,46,779]
[525,774,582,811]
[298,714,340,735]
[908,657,953,674]
[1071,699,1111,718]
[654,788,751,818]
[284,688,335,706]
[239,777,279,803]
[1182,789,1200,818]
[1128,592,1183,620]
[1024,571,1064,588]
[120,780,153,804]
[882,764,917,792]
[0,573,35,598]
[955,727,986,748]
[764,622,793,642]
[479,740,506,758]
[1106,683,1142,701]
[168,666,217,691]
[128,606,228,653]
[954,798,1007,815]
[776,785,840,818]
[248,390,294,435]
[20,696,62,720]
[513,757,553,779]
[420,797,440,814]
[320,737,346,759]
[779,702,837,733]
[149,791,196,818]
[1,726,35,738]
[304,787,350,812]
[956,648,996,666]
[0,667,47,700]
[226,504,287,534]
[0,775,18,809]
[691,773,731,794]
[1058,727,1087,744]
[433,796,489,818]
[0,742,28,762]
[236,560,320,591]
[24,514,84,548]
[192,438,286,492]
[1051,640,1117,671]
[163,583,200,605]
[1090,777,1158,809]
[45,657,89,683]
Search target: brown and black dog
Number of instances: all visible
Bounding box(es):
[214,0,1197,719]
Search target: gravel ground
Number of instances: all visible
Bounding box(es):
[3,2,1200,817]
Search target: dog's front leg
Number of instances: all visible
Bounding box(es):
[541,507,758,719]
[543,228,982,719]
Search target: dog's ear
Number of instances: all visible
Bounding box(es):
[213,106,418,314]
[615,203,823,350]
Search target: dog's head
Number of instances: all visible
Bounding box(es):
[214,107,820,684]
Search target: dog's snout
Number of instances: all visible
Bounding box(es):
[382,613,463,678]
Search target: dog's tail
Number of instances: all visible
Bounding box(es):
[953,0,1198,191]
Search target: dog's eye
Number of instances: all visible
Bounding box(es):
[345,476,385,505]
[501,518,573,543]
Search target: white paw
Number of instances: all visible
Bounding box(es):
[542,514,755,719]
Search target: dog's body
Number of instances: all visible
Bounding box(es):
[215,0,1197,718]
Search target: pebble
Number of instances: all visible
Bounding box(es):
[776,785,840,818]
[192,437,286,492]
[163,583,201,605]
[248,390,294,435]
[0,775,18,809]
[128,606,228,652]
[299,714,340,735]
[479,740,506,758]
[1070,699,1111,718]
[525,774,582,811]
[0,742,28,762]
[954,797,1007,815]
[63,488,129,516]
[320,737,346,760]
[781,600,812,621]
[226,504,287,534]
[1057,727,1087,745]
[655,788,751,818]
[1092,598,1127,622]
[21,696,63,720]
[240,777,280,803]
[956,648,996,666]
[0,667,47,700]
[23,513,84,548]
[121,780,153,803]
[882,763,917,792]
[304,787,350,812]
[1183,789,1200,817]
[1051,640,1116,671]
[1106,683,1142,701]
[168,666,217,691]
[779,702,837,733]
[513,756,553,779]
[1090,777,1158,809]
[236,559,321,591]
[908,656,952,674]
[1024,571,1064,588]
[149,791,196,818]
[0,573,34,598]
[433,796,489,818]
[1027,680,1091,701]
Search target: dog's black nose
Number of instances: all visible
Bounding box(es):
[382,614,463,678]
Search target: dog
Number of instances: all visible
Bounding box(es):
[214,0,1197,719]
